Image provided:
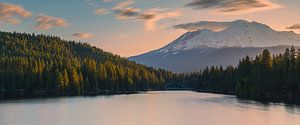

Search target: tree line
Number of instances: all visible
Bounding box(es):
[182,46,300,103]
[0,31,175,98]
[1,31,300,103]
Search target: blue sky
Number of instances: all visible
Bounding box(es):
[1,0,300,56]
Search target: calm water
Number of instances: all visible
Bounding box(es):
[1,91,300,125]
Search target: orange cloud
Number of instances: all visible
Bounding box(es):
[287,23,300,29]
[186,0,282,15]
[113,0,134,10]
[72,32,94,39]
[0,2,31,25]
[115,7,140,20]
[95,8,109,15]
[35,14,69,30]
[114,7,181,31]
[142,9,181,31]
[173,20,232,31]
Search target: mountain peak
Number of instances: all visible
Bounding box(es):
[230,19,254,26]
[158,20,300,55]
[228,20,271,30]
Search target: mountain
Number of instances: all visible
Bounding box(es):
[0,31,173,98]
[129,20,300,72]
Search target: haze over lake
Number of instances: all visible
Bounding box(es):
[1,91,300,125]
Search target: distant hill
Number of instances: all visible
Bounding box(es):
[0,31,173,98]
[130,46,295,72]
[130,20,300,72]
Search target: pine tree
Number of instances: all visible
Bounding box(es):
[69,68,80,94]
[262,49,272,68]
[98,64,108,90]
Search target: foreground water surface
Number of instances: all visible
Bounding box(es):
[1,91,300,125]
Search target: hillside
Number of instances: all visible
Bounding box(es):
[0,31,174,98]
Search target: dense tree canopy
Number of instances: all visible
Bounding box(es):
[0,31,175,98]
[1,31,299,103]
[182,47,300,103]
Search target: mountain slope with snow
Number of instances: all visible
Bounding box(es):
[158,20,300,55]
[130,20,300,72]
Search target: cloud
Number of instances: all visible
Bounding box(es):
[287,23,300,29]
[0,2,32,25]
[35,14,69,30]
[95,8,109,15]
[173,20,233,31]
[115,7,140,19]
[114,7,181,31]
[72,32,94,39]
[141,9,181,31]
[90,0,135,17]
[88,0,181,31]
[103,0,113,3]
[138,13,156,20]
[186,0,282,14]
[173,20,265,32]
[113,0,134,10]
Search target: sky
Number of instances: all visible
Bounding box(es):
[1,0,300,57]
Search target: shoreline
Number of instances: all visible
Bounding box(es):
[1,89,300,105]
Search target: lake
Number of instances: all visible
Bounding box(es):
[0,91,300,125]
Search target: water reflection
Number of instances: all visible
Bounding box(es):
[0,91,300,125]
[284,104,300,115]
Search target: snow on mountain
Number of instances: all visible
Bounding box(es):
[129,20,300,72]
[157,20,300,55]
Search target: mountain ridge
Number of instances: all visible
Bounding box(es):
[129,20,300,72]
[130,46,296,72]
[158,20,300,55]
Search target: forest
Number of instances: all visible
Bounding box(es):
[1,31,300,103]
[183,47,300,103]
[0,31,176,98]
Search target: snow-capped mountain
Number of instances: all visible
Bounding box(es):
[158,20,300,55]
[129,20,300,72]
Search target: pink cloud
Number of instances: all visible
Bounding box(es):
[72,32,94,39]
[287,23,300,29]
[113,0,134,10]
[186,0,282,15]
[115,7,181,31]
[95,8,109,15]
[35,14,69,30]
[141,9,181,31]
[0,2,32,25]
